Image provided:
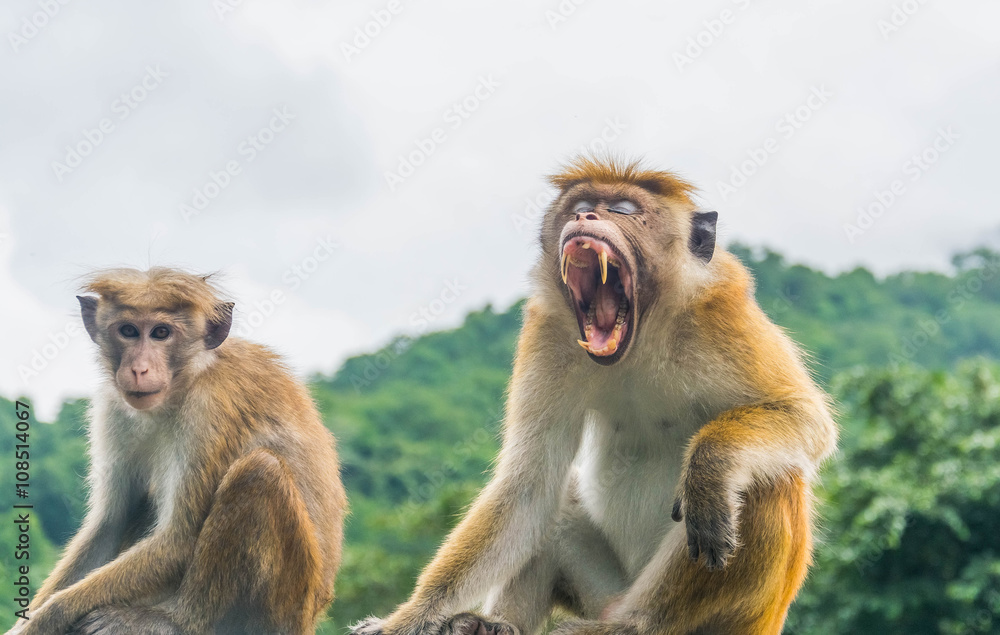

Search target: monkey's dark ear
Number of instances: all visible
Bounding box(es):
[689,211,718,264]
[77,296,99,343]
[205,302,234,350]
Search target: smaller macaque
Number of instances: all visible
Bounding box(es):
[11,268,345,635]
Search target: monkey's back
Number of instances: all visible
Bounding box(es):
[191,337,346,605]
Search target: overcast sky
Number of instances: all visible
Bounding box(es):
[1,0,998,418]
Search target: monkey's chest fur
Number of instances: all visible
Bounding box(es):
[102,402,192,533]
[572,381,709,578]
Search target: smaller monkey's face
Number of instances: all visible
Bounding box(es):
[107,312,184,410]
[79,295,233,412]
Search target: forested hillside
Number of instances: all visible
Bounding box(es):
[3,246,999,633]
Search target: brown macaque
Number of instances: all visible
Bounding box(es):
[351,157,837,635]
[9,268,345,635]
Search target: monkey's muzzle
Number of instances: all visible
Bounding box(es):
[560,235,635,363]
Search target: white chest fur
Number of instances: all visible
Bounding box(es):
[571,360,709,578]
[98,400,188,531]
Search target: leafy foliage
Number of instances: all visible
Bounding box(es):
[786,361,1000,634]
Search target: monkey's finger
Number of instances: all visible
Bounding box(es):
[687,532,700,560]
[671,498,683,522]
[350,617,386,635]
[704,547,725,571]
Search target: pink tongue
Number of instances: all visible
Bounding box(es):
[595,282,618,331]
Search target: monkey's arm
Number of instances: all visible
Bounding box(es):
[672,400,836,570]
[19,479,210,635]
[30,510,127,609]
[365,320,586,635]
[28,467,136,610]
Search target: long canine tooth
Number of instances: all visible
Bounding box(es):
[599,250,608,284]
[577,339,591,351]
[561,253,568,284]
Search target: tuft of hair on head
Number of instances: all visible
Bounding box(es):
[547,155,697,201]
[81,267,229,321]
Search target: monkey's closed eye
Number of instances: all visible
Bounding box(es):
[572,200,596,214]
[151,325,171,340]
[119,324,139,338]
[607,200,639,215]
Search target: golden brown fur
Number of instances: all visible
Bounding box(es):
[547,156,697,199]
[11,268,346,635]
[82,267,230,325]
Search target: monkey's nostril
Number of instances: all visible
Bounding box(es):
[585,213,598,221]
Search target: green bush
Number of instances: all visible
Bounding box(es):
[787,361,1000,634]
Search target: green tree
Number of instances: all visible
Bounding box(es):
[787,361,1000,634]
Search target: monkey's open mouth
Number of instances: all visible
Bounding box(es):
[561,235,635,363]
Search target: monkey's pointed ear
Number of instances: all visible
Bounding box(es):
[689,211,718,264]
[77,295,99,342]
[205,302,234,350]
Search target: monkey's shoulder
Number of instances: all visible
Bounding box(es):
[192,337,321,424]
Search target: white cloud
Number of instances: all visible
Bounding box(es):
[1,0,998,411]
[0,206,98,420]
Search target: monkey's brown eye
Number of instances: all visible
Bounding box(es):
[608,200,639,215]
[119,324,139,338]
[150,325,171,340]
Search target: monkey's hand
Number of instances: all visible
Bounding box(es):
[671,475,740,571]
[351,616,390,635]
[351,613,519,635]
[439,613,519,635]
[14,592,75,635]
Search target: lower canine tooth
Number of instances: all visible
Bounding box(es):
[577,340,591,350]
[561,254,568,284]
